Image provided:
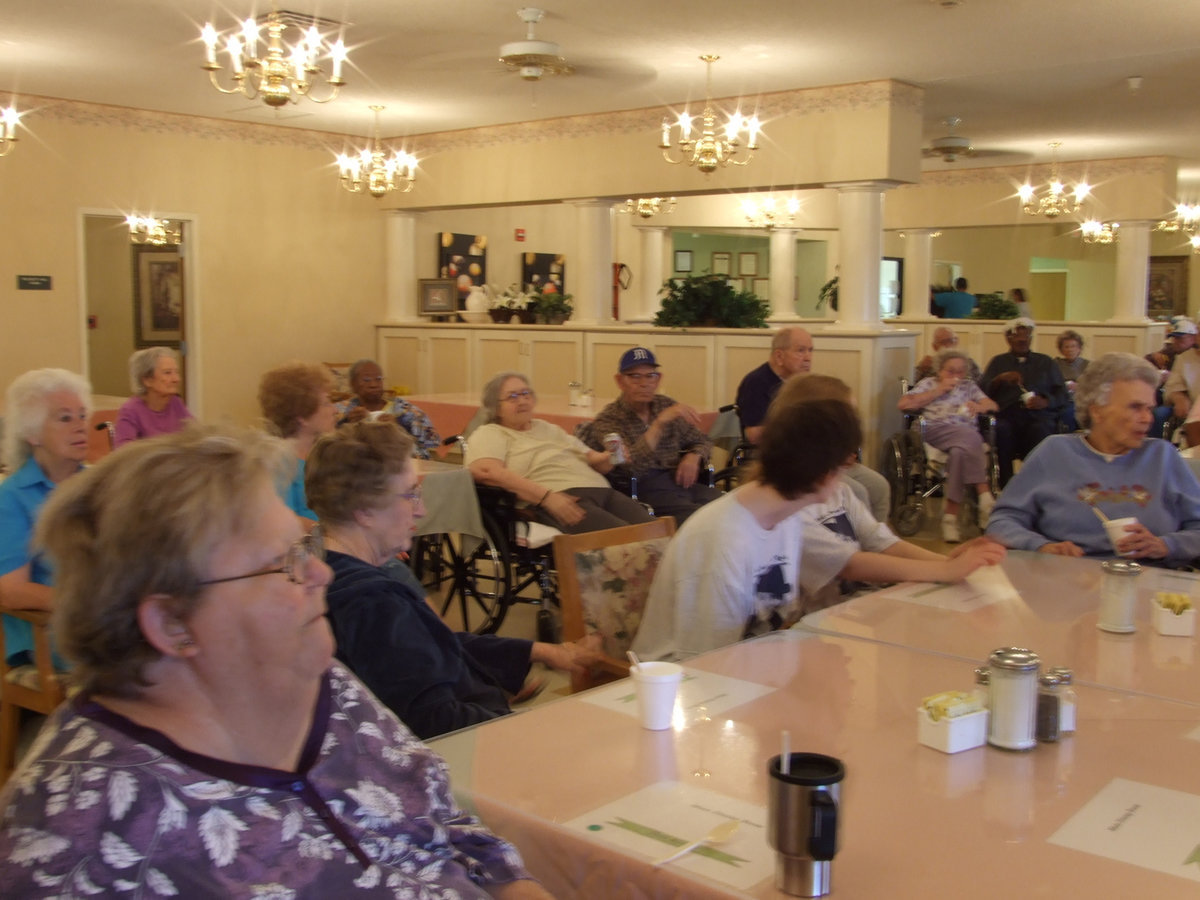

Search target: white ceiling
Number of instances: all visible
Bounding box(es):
[3,0,1200,177]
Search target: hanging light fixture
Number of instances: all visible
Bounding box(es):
[742,196,799,229]
[1018,142,1090,218]
[618,197,676,219]
[200,10,347,108]
[1155,203,1200,235]
[127,216,182,246]
[1191,234,1200,255]
[336,106,418,198]
[660,55,760,174]
[1080,219,1119,244]
[0,106,20,157]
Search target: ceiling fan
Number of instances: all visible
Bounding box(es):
[498,8,574,82]
[923,116,975,162]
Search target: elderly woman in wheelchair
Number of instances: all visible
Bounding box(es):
[898,349,999,542]
[466,372,652,534]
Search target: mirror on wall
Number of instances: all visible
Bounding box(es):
[82,214,189,403]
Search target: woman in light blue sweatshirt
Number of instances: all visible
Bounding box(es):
[986,353,1200,566]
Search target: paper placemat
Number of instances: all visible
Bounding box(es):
[869,573,1008,611]
[565,780,773,890]
[582,668,775,720]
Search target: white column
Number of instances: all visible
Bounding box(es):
[384,211,418,321]
[830,181,893,330]
[899,229,935,321]
[572,199,614,324]
[767,228,799,320]
[1111,220,1152,322]
[632,225,667,323]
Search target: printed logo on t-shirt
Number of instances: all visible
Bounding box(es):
[1077,483,1151,508]
[744,556,795,638]
[817,509,856,543]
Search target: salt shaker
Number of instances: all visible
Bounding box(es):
[567,381,582,406]
[1048,667,1076,735]
[1035,672,1061,743]
[975,647,1040,751]
[1098,559,1142,633]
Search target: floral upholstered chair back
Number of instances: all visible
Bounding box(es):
[571,536,671,661]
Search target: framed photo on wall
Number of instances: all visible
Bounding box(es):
[711,252,731,275]
[738,252,758,277]
[521,252,566,294]
[132,245,183,346]
[438,232,487,308]
[1147,256,1189,319]
[674,250,693,273]
[418,278,457,315]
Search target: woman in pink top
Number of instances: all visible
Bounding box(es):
[113,346,193,446]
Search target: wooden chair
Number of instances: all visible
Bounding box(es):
[87,408,119,463]
[0,608,67,784]
[552,517,676,692]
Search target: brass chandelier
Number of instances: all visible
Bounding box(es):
[336,106,417,198]
[1018,142,1090,218]
[127,216,182,246]
[660,55,760,174]
[1155,203,1200,235]
[200,11,347,108]
[742,196,799,229]
[618,197,676,219]
[1080,219,1119,244]
[0,106,20,157]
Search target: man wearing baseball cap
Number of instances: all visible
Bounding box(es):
[1162,318,1200,420]
[590,346,721,523]
[980,317,1068,486]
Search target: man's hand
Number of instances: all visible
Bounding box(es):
[947,536,1006,565]
[1173,396,1191,419]
[655,403,702,429]
[675,452,701,488]
[1038,541,1084,557]
[990,371,1022,388]
[531,634,604,673]
[1024,394,1049,411]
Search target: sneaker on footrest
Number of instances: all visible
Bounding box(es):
[941,513,961,543]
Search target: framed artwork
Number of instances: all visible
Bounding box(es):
[1147,256,1189,319]
[132,245,182,346]
[438,232,487,308]
[753,277,771,300]
[674,250,693,273]
[521,252,565,294]
[738,252,758,277]
[711,252,731,275]
[418,278,457,315]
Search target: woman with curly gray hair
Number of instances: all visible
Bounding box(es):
[988,352,1200,563]
[113,346,192,446]
[0,367,91,665]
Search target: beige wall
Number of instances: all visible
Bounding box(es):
[83,216,136,396]
[0,105,387,423]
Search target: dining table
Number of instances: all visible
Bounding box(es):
[801,550,1200,707]
[429,627,1200,898]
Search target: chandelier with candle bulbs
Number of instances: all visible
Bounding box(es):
[127,216,182,246]
[200,10,347,108]
[1018,142,1090,218]
[742,196,799,229]
[1080,219,1119,244]
[337,106,417,198]
[660,55,760,174]
[1155,203,1200,236]
[618,197,676,219]
[0,106,20,157]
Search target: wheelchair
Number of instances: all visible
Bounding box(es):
[883,389,999,538]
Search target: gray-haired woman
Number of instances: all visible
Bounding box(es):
[0,422,552,899]
[0,367,92,665]
[113,345,192,446]
[898,348,1000,541]
[466,371,651,533]
[988,352,1200,563]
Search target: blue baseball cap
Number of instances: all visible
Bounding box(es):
[619,346,659,372]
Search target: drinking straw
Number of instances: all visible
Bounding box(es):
[781,730,791,775]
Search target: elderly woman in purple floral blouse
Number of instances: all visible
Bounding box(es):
[0,423,551,899]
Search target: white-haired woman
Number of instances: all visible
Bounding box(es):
[113,346,192,446]
[0,367,91,665]
[466,372,651,533]
[988,352,1200,563]
[0,423,552,899]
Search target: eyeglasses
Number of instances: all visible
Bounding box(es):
[501,389,535,402]
[622,371,661,383]
[395,483,423,505]
[199,531,325,586]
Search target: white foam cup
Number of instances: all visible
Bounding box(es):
[1103,517,1138,556]
[631,662,683,730]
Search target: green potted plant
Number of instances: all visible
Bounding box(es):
[652,274,770,329]
[488,284,537,324]
[817,276,838,313]
[530,288,574,324]
[972,292,1018,320]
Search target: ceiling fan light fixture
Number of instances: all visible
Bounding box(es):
[498,8,574,80]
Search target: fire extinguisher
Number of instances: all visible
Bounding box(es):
[612,263,632,320]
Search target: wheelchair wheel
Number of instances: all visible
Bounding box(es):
[413,513,513,635]
[894,501,925,537]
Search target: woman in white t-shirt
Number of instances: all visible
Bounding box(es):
[466,372,651,533]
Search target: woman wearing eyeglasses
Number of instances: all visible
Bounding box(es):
[0,423,552,899]
[466,371,652,533]
[307,420,600,740]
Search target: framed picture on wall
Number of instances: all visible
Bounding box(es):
[418,278,457,315]
[1147,256,1189,319]
[438,232,487,308]
[711,252,731,275]
[738,252,758,277]
[132,245,183,346]
[674,250,693,273]
[521,252,566,294]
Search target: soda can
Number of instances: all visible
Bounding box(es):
[604,432,627,465]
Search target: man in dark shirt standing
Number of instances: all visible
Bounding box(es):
[980,317,1067,486]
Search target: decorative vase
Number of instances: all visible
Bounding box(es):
[461,285,490,324]
[488,308,517,323]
